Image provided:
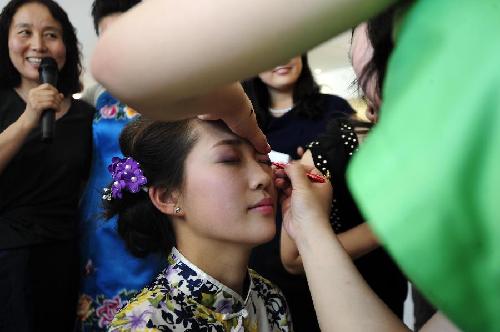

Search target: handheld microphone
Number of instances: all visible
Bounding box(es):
[38,57,59,142]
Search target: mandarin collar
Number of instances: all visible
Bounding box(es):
[162,247,253,317]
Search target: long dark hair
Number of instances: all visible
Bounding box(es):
[103,117,199,257]
[243,54,324,129]
[0,0,82,96]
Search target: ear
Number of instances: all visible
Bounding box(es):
[149,186,185,217]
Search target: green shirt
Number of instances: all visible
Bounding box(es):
[348,1,500,331]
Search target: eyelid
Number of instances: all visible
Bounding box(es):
[258,158,272,166]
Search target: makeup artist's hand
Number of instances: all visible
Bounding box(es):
[275,162,332,241]
[197,83,270,154]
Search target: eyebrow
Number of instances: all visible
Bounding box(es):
[13,23,61,31]
[212,138,244,149]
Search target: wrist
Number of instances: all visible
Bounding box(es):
[17,111,37,132]
[293,215,334,251]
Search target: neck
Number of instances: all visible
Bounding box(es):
[268,87,293,110]
[15,79,40,101]
[176,239,250,295]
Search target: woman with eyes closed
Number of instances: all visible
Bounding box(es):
[0,0,93,331]
[104,115,293,331]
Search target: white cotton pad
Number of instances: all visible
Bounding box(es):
[268,150,291,164]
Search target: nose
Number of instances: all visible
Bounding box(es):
[31,33,47,53]
[249,160,272,191]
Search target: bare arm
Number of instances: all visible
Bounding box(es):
[281,222,379,274]
[277,162,408,332]
[91,0,399,116]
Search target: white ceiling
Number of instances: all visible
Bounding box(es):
[2,0,355,96]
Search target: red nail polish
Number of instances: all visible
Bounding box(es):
[306,172,326,183]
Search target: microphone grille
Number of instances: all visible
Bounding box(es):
[39,57,58,70]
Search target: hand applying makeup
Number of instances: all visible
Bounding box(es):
[272,162,326,183]
[274,162,332,242]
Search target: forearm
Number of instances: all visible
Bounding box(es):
[92,0,399,115]
[281,222,380,274]
[295,221,408,332]
[280,225,305,274]
[0,114,33,174]
[338,223,379,259]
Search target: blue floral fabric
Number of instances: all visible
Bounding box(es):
[77,87,165,331]
[109,248,293,331]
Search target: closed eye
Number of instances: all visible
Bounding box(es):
[259,159,272,167]
[18,29,31,36]
[220,158,241,164]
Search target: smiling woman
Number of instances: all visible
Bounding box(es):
[0,0,93,331]
[102,114,292,331]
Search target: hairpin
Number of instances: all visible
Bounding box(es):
[103,157,148,200]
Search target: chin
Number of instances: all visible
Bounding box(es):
[252,223,277,245]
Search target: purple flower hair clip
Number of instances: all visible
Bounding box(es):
[102,157,148,201]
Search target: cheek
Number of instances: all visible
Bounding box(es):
[184,172,241,211]
[8,37,24,59]
[258,72,273,86]
[52,43,66,70]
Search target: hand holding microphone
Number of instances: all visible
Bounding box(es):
[37,57,60,142]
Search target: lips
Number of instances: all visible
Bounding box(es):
[249,197,274,209]
[273,66,292,74]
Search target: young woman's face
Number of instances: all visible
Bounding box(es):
[8,2,66,85]
[179,121,277,247]
[258,56,303,92]
[351,23,380,123]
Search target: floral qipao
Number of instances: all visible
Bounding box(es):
[109,248,293,332]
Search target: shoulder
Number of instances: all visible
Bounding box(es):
[0,89,19,107]
[109,284,168,331]
[249,269,287,300]
[0,88,14,98]
[0,89,24,129]
[320,93,355,114]
[70,98,96,119]
[249,269,293,329]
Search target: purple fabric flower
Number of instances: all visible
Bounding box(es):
[107,157,148,199]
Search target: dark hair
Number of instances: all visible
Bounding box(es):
[91,0,141,35]
[104,117,199,257]
[0,0,82,96]
[355,3,405,102]
[243,54,324,129]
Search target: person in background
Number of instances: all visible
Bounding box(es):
[76,1,165,331]
[243,54,354,160]
[0,0,93,330]
[243,54,353,331]
[91,0,500,330]
[105,115,293,331]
